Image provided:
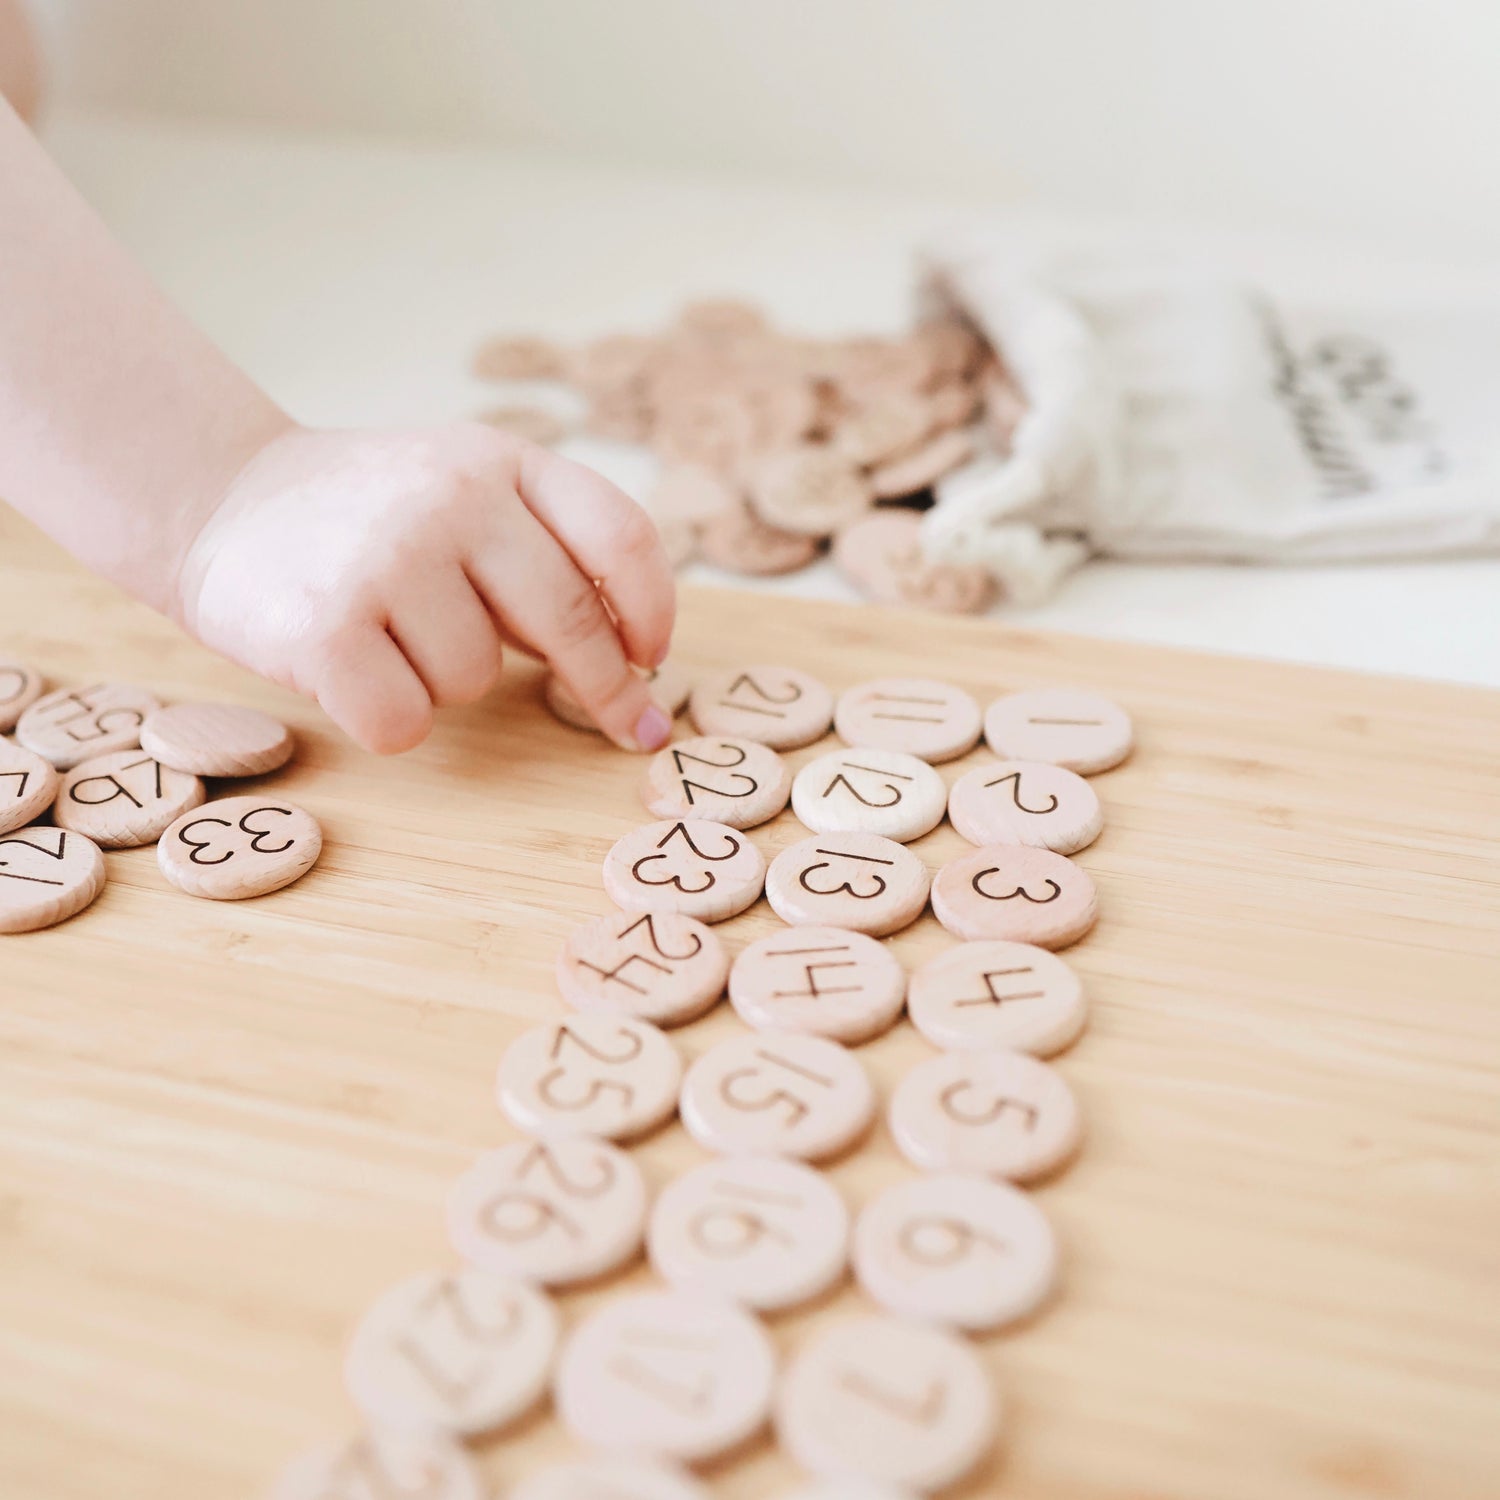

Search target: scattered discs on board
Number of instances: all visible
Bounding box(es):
[555,909,728,1026]
[602,818,766,924]
[729,925,907,1044]
[495,1015,682,1141]
[832,510,994,616]
[766,831,930,937]
[343,1268,558,1437]
[0,738,60,836]
[791,745,946,843]
[834,678,981,763]
[545,660,692,733]
[554,1291,776,1463]
[511,1459,710,1500]
[982,688,1134,774]
[931,843,1098,947]
[16,682,160,770]
[447,1137,646,1286]
[138,701,294,777]
[907,941,1086,1056]
[641,734,791,829]
[272,1431,485,1500]
[947,759,1103,854]
[774,1315,997,1493]
[0,825,107,934]
[647,1155,850,1312]
[679,1029,876,1162]
[688,664,834,749]
[52,750,204,849]
[157,795,322,901]
[889,1049,1082,1183]
[853,1172,1058,1332]
[473,333,565,381]
[0,660,45,733]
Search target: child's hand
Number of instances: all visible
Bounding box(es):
[174,423,676,754]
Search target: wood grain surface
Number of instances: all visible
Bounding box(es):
[1,509,1498,1500]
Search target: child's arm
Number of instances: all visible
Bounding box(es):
[0,99,675,753]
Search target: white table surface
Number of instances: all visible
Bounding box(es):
[42,110,1500,689]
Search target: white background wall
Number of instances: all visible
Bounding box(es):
[31,0,1500,260]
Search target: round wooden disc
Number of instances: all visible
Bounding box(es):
[602,818,766,925]
[931,844,1098,948]
[0,825,106,933]
[0,660,46,733]
[555,909,728,1026]
[947,759,1103,854]
[641,735,791,830]
[728,925,907,1044]
[0,738,61,837]
[888,1048,1083,1182]
[765,831,930,937]
[272,1432,484,1500]
[139,702,294,778]
[834,677,981,763]
[16,683,160,771]
[545,661,692,734]
[688,665,834,750]
[790,745,947,843]
[157,795,322,901]
[982,688,1134,774]
[53,751,205,849]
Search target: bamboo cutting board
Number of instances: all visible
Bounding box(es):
[1,509,1498,1500]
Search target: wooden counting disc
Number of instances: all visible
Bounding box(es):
[447,1137,646,1286]
[16,682,160,770]
[272,1431,484,1500]
[832,510,994,616]
[774,1315,997,1493]
[343,1268,558,1437]
[931,844,1097,948]
[947,759,1102,854]
[907,941,1086,1056]
[889,1049,1082,1183]
[728,925,907,1044]
[852,1173,1058,1332]
[0,660,45,733]
[641,735,791,829]
[791,746,946,844]
[53,751,205,849]
[512,1459,710,1500]
[834,677,981,764]
[139,702,294,778]
[982,688,1134,774]
[0,825,106,934]
[545,660,692,733]
[833,395,933,469]
[647,1155,849,1313]
[766,831,930,937]
[495,1015,682,1142]
[602,818,766,924]
[556,909,728,1026]
[698,503,821,576]
[157,795,322,901]
[554,1291,776,1463]
[868,428,975,501]
[679,1030,876,1162]
[688,665,834,750]
[0,739,60,837]
[748,445,873,537]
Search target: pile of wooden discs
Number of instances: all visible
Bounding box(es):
[0,664,321,933]
[472,300,1026,613]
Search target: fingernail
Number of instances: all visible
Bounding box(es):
[633,704,672,752]
[650,640,672,670]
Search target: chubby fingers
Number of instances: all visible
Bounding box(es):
[471,498,672,752]
[514,443,676,670]
[314,623,434,755]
